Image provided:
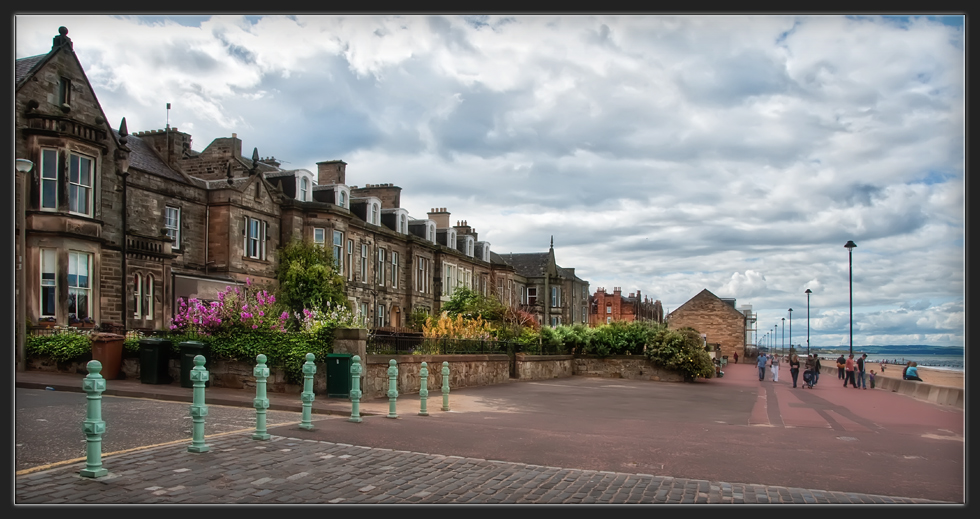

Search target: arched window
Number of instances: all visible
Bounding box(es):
[400,214,407,234]
[144,275,154,319]
[133,273,142,318]
[372,204,379,224]
[339,191,346,208]
[300,177,309,201]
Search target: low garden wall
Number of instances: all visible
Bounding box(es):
[362,354,510,400]
[514,354,575,380]
[574,355,685,383]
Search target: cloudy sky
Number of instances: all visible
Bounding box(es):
[15,14,965,349]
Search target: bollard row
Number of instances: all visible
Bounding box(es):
[77,354,453,477]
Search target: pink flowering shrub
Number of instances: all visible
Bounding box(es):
[170,278,288,335]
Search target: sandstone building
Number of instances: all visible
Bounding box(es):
[665,289,753,359]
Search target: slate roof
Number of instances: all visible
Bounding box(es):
[112,129,192,184]
[557,266,587,283]
[263,170,296,179]
[16,54,48,86]
[504,252,550,278]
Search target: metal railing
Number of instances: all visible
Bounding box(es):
[367,333,512,355]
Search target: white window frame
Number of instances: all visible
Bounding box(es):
[300,177,309,201]
[68,152,94,217]
[428,224,436,243]
[40,148,58,211]
[392,252,399,289]
[333,231,343,271]
[377,247,386,286]
[244,217,267,259]
[417,256,429,294]
[372,204,379,225]
[607,316,612,324]
[40,248,57,317]
[165,206,181,249]
[346,239,353,281]
[400,214,407,234]
[144,274,154,319]
[313,228,325,247]
[360,243,368,281]
[67,251,92,321]
[551,286,560,308]
[377,304,386,328]
[443,262,458,297]
[133,273,142,318]
[339,190,347,208]
[359,302,369,327]
[607,305,612,314]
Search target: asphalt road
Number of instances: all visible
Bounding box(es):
[15,388,319,472]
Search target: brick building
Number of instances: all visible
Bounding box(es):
[589,287,664,326]
[665,289,748,359]
[14,27,589,369]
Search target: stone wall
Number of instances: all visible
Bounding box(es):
[514,354,575,380]
[361,354,510,399]
[573,355,685,382]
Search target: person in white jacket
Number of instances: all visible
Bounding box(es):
[770,354,780,382]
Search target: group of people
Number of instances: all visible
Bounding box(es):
[756,352,822,388]
[836,353,872,389]
[903,361,923,381]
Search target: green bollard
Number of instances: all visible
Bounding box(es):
[79,360,108,478]
[419,361,429,416]
[441,361,451,411]
[387,359,398,418]
[187,355,210,453]
[252,354,271,440]
[299,353,316,430]
[349,355,362,423]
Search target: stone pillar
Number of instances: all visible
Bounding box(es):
[333,327,367,359]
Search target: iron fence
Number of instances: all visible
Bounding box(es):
[366,333,513,355]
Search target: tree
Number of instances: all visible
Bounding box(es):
[441,286,506,322]
[274,239,348,319]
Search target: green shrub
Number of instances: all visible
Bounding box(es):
[645,326,714,380]
[26,332,91,362]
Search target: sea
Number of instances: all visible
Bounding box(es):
[807,345,964,372]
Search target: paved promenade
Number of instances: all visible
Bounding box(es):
[14,362,966,505]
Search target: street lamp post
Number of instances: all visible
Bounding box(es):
[788,308,793,356]
[804,289,812,356]
[781,317,785,357]
[774,323,778,356]
[845,240,857,355]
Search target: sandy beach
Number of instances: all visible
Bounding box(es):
[869,363,963,389]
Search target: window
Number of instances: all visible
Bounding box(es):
[40,149,58,210]
[551,316,561,327]
[392,252,399,289]
[551,286,560,307]
[372,204,379,225]
[443,263,458,296]
[300,177,309,201]
[144,274,154,319]
[607,316,612,324]
[40,249,56,317]
[339,191,346,208]
[377,247,386,286]
[521,285,528,305]
[417,256,429,293]
[400,215,407,234]
[528,287,537,306]
[244,217,267,259]
[68,153,93,216]
[360,243,367,281]
[359,302,369,327]
[377,304,386,328]
[467,239,474,257]
[313,228,325,247]
[67,251,91,321]
[346,239,353,281]
[59,76,71,106]
[428,224,435,243]
[165,206,181,249]
[583,286,588,298]
[582,306,587,323]
[133,273,142,318]
[606,305,612,314]
[333,231,343,271]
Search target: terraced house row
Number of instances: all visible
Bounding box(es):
[14,27,599,370]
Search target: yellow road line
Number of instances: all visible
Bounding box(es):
[16,421,300,476]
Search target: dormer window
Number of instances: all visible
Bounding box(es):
[448,230,456,247]
[300,177,309,201]
[372,204,379,224]
[428,224,435,243]
[466,238,474,257]
[339,191,346,208]
[400,214,407,234]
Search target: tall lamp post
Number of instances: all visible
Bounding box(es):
[844,240,857,355]
[781,317,785,357]
[788,308,793,355]
[804,289,812,356]
[774,323,778,356]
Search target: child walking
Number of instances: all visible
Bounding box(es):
[869,370,876,389]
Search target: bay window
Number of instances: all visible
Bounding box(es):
[40,149,58,210]
[40,249,56,317]
[68,153,93,216]
[68,251,91,321]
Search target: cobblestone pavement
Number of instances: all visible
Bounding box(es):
[15,432,948,504]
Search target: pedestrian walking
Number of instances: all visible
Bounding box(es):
[856,353,868,389]
[733,351,739,364]
[813,355,822,386]
[836,354,846,380]
[757,352,768,381]
[770,354,780,382]
[789,354,801,388]
[844,354,857,388]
